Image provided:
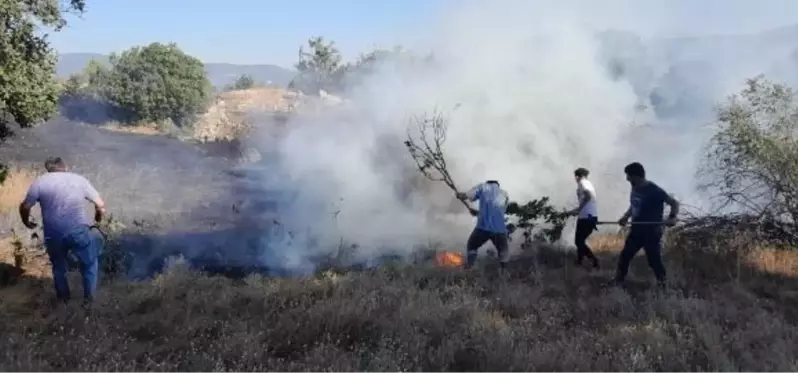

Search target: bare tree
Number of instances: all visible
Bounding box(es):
[403,108,473,212]
[403,110,568,245]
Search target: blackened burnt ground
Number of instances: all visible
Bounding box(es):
[0,118,287,277]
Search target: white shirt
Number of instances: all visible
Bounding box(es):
[576,178,598,219]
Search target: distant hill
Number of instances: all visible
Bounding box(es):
[57,23,798,112]
[56,53,297,88]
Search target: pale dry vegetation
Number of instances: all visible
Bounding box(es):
[99,122,165,136]
[191,87,343,143]
[0,166,37,213]
[1,227,798,371]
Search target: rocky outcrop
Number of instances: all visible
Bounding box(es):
[192,87,345,143]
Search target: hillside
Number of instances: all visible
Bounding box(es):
[56,53,297,88]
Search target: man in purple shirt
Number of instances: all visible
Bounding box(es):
[19,157,107,304]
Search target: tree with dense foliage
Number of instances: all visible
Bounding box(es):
[227,74,256,91]
[98,42,212,127]
[61,59,108,98]
[290,36,346,94]
[0,0,86,183]
[59,59,115,124]
[699,75,798,241]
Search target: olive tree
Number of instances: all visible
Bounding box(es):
[698,75,798,240]
[0,0,86,183]
[99,42,212,127]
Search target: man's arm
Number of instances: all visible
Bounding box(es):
[19,182,39,229]
[91,196,107,223]
[570,186,594,215]
[455,184,481,216]
[456,184,482,202]
[19,203,36,229]
[618,206,632,225]
[83,178,106,223]
[664,193,680,223]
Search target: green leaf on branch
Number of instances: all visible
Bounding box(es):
[505,198,569,244]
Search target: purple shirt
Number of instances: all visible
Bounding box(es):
[22,171,101,241]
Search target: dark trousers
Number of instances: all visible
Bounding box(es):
[615,227,666,282]
[466,228,509,267]
[45,226,101,302]
[574,216,598,264]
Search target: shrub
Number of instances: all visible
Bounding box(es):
[99,42,213,127]
[228,74,256,91]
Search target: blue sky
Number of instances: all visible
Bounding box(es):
[49,0,798,68]
[50,0,450,67]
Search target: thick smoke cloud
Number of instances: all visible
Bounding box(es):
[244,0,798,273]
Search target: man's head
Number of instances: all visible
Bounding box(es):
[624,162,646,186]
[44,157,67,172]
[573,167,589,182]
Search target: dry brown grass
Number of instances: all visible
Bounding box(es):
[100,122,163,136]
[193,87,298,142]
[0,166,37,213]
[588,232,625,253]
[590,232,798,276]
[748,248,798,276]
[0,229,797,371]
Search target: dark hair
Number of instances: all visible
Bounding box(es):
[574,167,589,178]
[624,162,645,178]
[486,180,499,185]
[44,156,66,172]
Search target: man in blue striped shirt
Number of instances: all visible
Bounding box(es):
[456,180,510,269]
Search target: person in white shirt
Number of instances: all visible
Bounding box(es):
[455,180,510,269]
[567,167,599,268]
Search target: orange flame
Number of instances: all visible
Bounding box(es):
[435,251,464,268]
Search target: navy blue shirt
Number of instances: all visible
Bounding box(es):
[630,181,670,224]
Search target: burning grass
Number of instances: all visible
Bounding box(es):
[1,230,798,371]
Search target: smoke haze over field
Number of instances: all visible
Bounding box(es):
[29,0,795,275]
[238,0,798,272]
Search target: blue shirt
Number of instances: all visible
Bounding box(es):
[465,182,509,234]
[630,181,670,224]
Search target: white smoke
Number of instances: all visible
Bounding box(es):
[245,0,798,271]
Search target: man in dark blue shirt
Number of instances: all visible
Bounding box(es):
[612,162,680,287]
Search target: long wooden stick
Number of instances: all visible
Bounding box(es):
[596,221,676,225]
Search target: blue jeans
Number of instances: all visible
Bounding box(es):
[45,225,103,301]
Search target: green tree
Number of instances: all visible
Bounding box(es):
[60,59,114,124]
[0,0,86,184]
[291,36,345,94]
[698,75,798,239]
[62,59,109,98]
[100,42,212,126]
[228,74,255,91]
